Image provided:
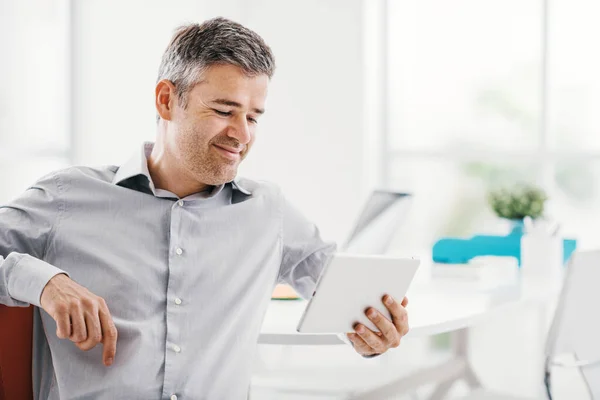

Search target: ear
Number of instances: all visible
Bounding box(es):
[155,79,178,121]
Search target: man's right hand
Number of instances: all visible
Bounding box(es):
[40,273,118,366]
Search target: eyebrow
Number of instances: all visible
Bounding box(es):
[210,98,265,115]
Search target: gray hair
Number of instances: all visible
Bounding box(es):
[156,17,275,119]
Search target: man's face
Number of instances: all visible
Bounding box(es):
[167,64,269,186]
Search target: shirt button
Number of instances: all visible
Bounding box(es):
[171,395,178,400]
[175,248,183,255]
[174,298,182,305]
[172,344,181,353]
[178,200,184,207]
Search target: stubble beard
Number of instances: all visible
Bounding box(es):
[185,148,239,186]
[178,125,246,186]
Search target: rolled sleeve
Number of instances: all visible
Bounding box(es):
[278,194,337,300]
[278,194,381,357]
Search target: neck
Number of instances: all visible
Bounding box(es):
[147,139,211,198]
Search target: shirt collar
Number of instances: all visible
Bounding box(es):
[112,142,252,196]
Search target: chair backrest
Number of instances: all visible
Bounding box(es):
[0,304,34,400]
[545,250,600,399]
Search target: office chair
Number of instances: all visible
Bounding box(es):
[458,250,600,400]
[0,304,34,400]
[542,250,600,399]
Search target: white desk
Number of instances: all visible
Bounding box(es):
[258,276,558,399]
[260,280,526,344]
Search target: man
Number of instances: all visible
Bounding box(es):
[0,17,409,399]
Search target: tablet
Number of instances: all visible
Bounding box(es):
[296,253,420,333]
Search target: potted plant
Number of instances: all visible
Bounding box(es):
[487,184,548,235]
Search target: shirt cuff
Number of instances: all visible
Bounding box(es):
[7,253,69,307]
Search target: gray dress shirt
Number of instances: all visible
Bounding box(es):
[0,142,336,400]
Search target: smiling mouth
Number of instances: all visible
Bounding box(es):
[213,144,242,160]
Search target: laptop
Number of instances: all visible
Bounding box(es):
[340,190,412,254]
[272,190,412,299]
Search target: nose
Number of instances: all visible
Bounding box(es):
[228,114,252,145]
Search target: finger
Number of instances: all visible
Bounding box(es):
[383,295,410,337]
[76,311,102,351]
[347,333,377,356]
[53,305,71,339]
[69,304,87,343]
[99,306,118,367]
[355,323,387,353]
[367,306,401,348]
[401,296,409,307]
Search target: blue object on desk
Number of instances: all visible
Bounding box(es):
[432,234,577,266]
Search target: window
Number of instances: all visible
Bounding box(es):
[385,0,600,251]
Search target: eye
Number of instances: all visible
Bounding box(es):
[214,109,232,116]
[248,116,258,124]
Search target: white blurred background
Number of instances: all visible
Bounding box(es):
[2,0,599,399]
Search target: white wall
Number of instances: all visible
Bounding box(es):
[0,0,70,203]
[237,0,381,241]
[72,0,382,242]
[0,0,69,152]
[71,0,247,164]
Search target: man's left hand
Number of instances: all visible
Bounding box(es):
[347,295,409,357]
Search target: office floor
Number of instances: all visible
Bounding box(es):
[251,307,591,400]
[251,373,589,400]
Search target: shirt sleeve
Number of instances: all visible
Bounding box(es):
[0,172,69,308]
[277,195,382,357]
[278,195,337,300]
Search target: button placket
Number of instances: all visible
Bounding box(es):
[164,201,184,398]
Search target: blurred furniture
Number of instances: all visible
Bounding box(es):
[0,305,34,400]
[432,233,576,266]
[6,249,589,400]
[257,264,556,399]
[543,250,600,399]
[457,250,600,400]
[457,391,536,399]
